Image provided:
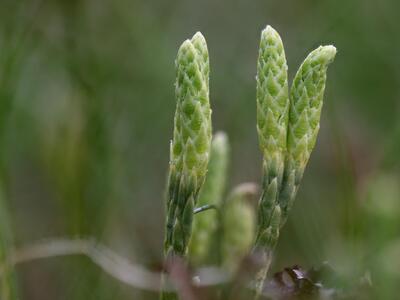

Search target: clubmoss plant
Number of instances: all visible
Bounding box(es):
[164,32,212,258]
[253,25,336,297]
[279,45,337,224]
[189,132,229,266]
[253,26,289,296]
[254,24,289,257]
[160,26,335,300]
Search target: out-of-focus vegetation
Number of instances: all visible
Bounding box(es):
[0,0,399,299]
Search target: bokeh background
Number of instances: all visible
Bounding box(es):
[0,0,399,299]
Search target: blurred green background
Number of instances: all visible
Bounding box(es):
[0,0,399,299]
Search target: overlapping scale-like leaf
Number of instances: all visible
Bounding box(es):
[280,45,337,222]
[255,25,289,250]
[165,32,212,257]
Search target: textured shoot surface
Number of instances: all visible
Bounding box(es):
[288,45,336,175]
[165,32,212,257]
[280,45,337,222]
[255,25,288,249]
[256,25,289,161]
[170,33,211,186]
[189,132,229,265]
[253,26,336,299]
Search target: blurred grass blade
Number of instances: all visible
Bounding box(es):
[0,187,18,300]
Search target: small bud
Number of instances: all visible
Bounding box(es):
[222,184,257,273]
[189,132,229,265]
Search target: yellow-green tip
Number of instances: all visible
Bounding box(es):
[313,45,337,65]
[261,25,284,44]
